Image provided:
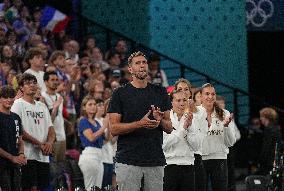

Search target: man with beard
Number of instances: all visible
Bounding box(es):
[108,51,172,191]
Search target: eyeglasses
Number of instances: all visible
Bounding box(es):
[24,80,37,85]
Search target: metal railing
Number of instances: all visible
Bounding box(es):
[79,15,284,125]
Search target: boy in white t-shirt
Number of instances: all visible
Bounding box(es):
[11,73,55,190]
[24,47,46,92]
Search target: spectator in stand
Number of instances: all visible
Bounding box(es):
[64,58,80,101]
[83,35,96,57]
[193,87,202,106]
[42,71,66,162]
[256,107,281,175]
[28,34,42,48]
[48,51,69,99]
[53,56,80,148]
[12,6,32,45]
[91,47,110,71]
[0,85,27,191]
[65,39,79,62]
[106,50,121,71]
[31,6,42,33]
[6,30,17,49]
[90,62,103,79]
[103,87,112,100]
[11,73,55,191]
[23,47,46,92]
[148,53,169,87]
[78,95,106,190]
[75,64,92,114]
[6,69,17,89]
[114,39,128,66]
[48,50,66,79]
[0,61,12,86]
[1,44,19,72]
[108,69,122,84]
[79,52,91,66]
[88,79,104,100]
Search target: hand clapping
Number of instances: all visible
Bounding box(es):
[223,113,234,127]
[139,110,160,129]
[151,105,164,122]
[183,112,193,129]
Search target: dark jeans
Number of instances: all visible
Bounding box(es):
[163,164,195,191]
[102,163,114,188]
[194,154,206,191]
[0,165,22,191]
[203,159,228,191]
[21,160,50,190]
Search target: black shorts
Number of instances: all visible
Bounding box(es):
[0,165,22,191]
[21,160,50,190]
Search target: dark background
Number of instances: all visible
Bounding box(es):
[248,31,284,125]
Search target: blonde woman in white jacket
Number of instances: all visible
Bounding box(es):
[163,90,204,191]
[198,83,236,191]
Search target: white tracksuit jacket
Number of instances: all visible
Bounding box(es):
[163,109,206,165]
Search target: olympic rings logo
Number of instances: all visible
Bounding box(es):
[246,0,274,27]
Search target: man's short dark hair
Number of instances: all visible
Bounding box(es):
[43,71,58,82]
[18,73,37,87]
[0,85,16,98]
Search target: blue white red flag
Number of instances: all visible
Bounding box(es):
[40,6,70,33]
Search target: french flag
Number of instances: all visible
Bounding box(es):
[40,6,70,33]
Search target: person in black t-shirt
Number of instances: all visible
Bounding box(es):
[108,51,172,191]
[0,85,26,191]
